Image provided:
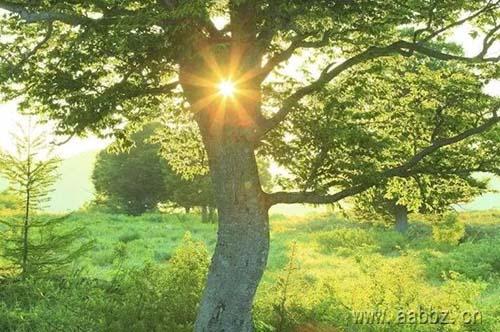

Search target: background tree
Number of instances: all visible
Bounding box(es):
[0,120,90,277]
[1,1,499,330]
[93,123,216,216]
[164,174,216,221]
[353,175,491,233]
[93,124,171,215]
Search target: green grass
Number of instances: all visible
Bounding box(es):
[1,209,499,331]
[63,212,217,279]
[65,208,500,284]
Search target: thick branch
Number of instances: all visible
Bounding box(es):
[257,43,403,137]
[267,115,499,206]
[396,40,500,63]
[0,1,96,25]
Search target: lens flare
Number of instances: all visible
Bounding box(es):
[218,80,236,97]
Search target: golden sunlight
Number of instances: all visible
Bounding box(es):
[218,80,236,97]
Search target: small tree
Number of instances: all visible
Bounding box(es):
[0,120,90,277]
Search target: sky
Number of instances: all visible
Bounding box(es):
[0,22,498,159]
[0,100,110,158]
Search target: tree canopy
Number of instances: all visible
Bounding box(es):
[0,1,498,202]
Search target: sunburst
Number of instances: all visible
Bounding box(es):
[218,80,236,97]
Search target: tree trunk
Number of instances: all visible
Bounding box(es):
[394,204,409,233]
[180,8,267,326]
[194,139,269,332]
[208,207,217,224]
[201,206,209,223]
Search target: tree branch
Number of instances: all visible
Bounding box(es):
[257,43,404,138]
[416,0,500,43]
[6,21,53,74]
[266,114,499,206]
[257,31,332,82]
[257,32,499,139]
[0,1,96,25]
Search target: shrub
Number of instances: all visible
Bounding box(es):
[372,230,407,254]
[316,228,375,253]
[0,191,19,216]
[101,232,209,331]
[425,238,500,281]
[432,213,465,245]
[255,243,351,332]
[118,231,141,243]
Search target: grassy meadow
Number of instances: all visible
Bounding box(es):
[1,209,498,331]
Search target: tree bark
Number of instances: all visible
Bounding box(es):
[194,137,269,332]
[201,206,209,223]
[394,204,409,233]
[208,207,217,224]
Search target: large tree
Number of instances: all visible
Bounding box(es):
[1,1,499,330]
